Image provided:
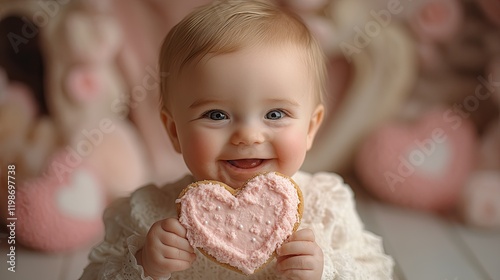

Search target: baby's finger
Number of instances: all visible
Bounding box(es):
[162,246,197,262]
[160,218,188,237]
[276,255,315,271]
[277,240,316,257]
[280,268,315,280]
[161,258,195,273]
[287,228,315,242]
[159,232,195,253]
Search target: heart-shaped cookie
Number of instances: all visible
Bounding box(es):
[176,172,303,275]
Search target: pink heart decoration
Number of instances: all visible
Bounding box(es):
[176,172,302,275]
[410,0,463,42]
[66,65,103,103]
[355,108,477,211]
[16,150,105,251]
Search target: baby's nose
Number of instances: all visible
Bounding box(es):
[230,124,266,146]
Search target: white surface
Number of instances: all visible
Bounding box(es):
[0,236,100,280]
[1,178,499,280]
[351,176,500,280]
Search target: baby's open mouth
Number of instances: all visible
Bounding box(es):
[227,159,264,169]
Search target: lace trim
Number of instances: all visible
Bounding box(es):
[125,234,171,280]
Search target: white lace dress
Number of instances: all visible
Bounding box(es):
[79,171,394,280]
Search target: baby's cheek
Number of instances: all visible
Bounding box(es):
[274,129,308,173]
[181,130,216,166]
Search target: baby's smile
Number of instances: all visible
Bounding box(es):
[227,159,265,169]
[221,158,274,186]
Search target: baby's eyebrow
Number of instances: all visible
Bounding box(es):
[189,98,300,109]
[265,98,300,107]
[189,99,224,109]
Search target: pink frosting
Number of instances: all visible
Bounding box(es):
[176,172,301,275]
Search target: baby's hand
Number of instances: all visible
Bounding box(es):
[136,218,196,279]
[276,228,324,280]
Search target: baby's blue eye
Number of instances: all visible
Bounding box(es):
[204,110,228,120]
[265,110,285,120]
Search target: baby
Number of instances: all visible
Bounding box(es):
[80,0,394,279]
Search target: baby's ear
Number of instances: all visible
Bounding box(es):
[161,110,182,153]
[306,104,324,151]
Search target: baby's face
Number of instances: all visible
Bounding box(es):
[163,44,323,188]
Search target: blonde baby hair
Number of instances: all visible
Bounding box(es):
[159,0,327,110]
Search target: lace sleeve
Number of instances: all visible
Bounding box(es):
[295,172,394,280]
[79,184,176,280]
